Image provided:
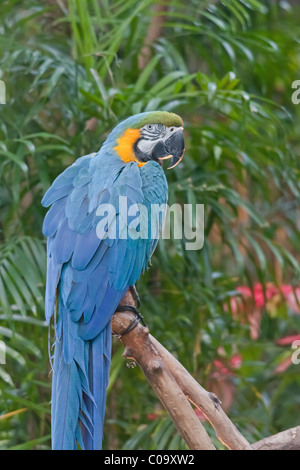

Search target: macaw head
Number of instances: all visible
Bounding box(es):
[106,111,185,169]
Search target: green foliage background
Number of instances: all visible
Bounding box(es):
[0,0,299,450]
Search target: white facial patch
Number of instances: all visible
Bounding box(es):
[137,138,157,154]
[137,126,183,155]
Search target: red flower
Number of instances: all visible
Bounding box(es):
[229,354,242,368]
[212,354,242,378]
[283,287,300,313]
[146,413,159,421]
[274,357,292,374]
[227,283,300,339]
[276,334,300,346]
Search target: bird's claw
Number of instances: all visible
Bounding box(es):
[130,285,141,309]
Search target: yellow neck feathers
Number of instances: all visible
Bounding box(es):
[114,128,145,167]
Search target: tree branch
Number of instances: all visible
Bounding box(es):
[253,426,300,451]
[149,334,252,450]
[111,291,298,451]
[112,295,215,450]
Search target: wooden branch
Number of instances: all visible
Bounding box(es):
[111,301,215,450]
[111,292,298,451]
[149,335,252,450]
[253,426,300,451]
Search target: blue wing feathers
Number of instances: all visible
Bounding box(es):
[79,286,127,340]
[65,187,87,219]
[42,184,74,207]
[71,230,100,270]
[53,219,77,264]
[42,198,66,237]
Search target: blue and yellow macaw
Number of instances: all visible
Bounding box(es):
[42,111,185,450]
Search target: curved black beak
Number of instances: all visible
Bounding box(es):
[151,129,185,169]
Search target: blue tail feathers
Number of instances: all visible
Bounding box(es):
[51,297,112,450]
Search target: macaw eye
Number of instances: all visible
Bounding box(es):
[147,124,153,130]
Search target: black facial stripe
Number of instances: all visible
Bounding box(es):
[141,123,165,139]
[141,131,161,140]
[143,137,158,142]
[133,138,151,162]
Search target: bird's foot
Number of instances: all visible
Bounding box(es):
[113,285,146,339]
[129,284,141,309]
[114,304,147,338]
